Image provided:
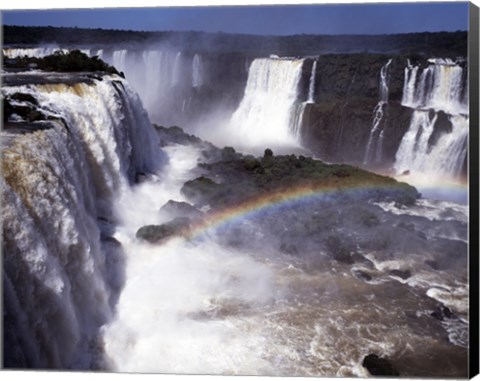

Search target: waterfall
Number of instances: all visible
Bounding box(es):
[192,54,203,88]
[307,60,317,103]
[172,52,183,86]
[3,47,69,58]
[363,59,392,165]
[395,58,468,179]
[112,49,129,74]
[107,49,183,124]
[229,57,304,146]
[401,58,467,115]
[394,110,439,174]
[291,59,317,138]
[402,59,419,106]
[2,74,164,369]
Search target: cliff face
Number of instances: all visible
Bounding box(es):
[3,43,468,179]
[298,55,417,169]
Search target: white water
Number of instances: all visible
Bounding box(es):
[364,59,392,165]
[192,54,203,88]
[395,59,468,181]
[290,60,317,139]
[307,60,317,103]
[401,59,467,115]
[101,145,284,374]
[3,47,69,58]
[229,57,304,148]
[2,74,163,368]
[3,66,469,376]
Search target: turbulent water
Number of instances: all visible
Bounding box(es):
[98,140,468,377]
[2,73,163,368]
[1,49,470,377]
[395,59,468,181]
[364,59,392,165]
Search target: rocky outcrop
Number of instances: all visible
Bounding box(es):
[362,354,400,376]
[298,54,415,169]
[136,217,193,244]
[159,200,204,220]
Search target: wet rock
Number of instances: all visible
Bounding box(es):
[221,146,238,161]
[135,172,148,183]
[159,200,204,219]
[10,92,38,105]
[136,217,193,244]
[101,235,121,247]
[431,305,456,321]
[242,156,262,172]
[362,354,400,376]
[388,269,412,279]
[352,269,372,282]
[181,176,224,206]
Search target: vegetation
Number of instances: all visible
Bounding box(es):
[3,49,120,75]
[3,25,468,57]
[187,148,420,209]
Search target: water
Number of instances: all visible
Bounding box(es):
[2,51,470,377]
[99,140,469,376]
[401,59,467,115]
[192,54,203,88]
[364,59,392,165]
[2,74,163,368]
[228,57,304,149]
[307,60,317,103]
[3,47,70,58]
[395,58,468,182]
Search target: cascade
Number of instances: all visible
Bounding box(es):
[112,50,129,74]
[363,59,392,165]
[395,59,468,179]
[401,59,467,115]
[229,57,304,146]
[172,52,183,86]
[3,47,69,58]
[291,60,317,139]
[192,54,203,88]
[307,60,317,103]
[2,74,163,369]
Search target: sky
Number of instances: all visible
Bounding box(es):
[1,1,470,36]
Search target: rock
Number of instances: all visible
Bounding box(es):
[10,92,38,106]
[243,157,262,172]
[154,125,203,146]
[353,269,372,282]
[136,217,193,244]
[221,146,237,161]
[159,200,204,219]
[264,148,273,158]
[101,235,121,247]
[135,172,148,183]
[388,269,412,279]
[181,176,224,206]
[430,305,456,321]
[362,354,400,376]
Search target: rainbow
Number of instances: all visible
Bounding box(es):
[185,181,412,240]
